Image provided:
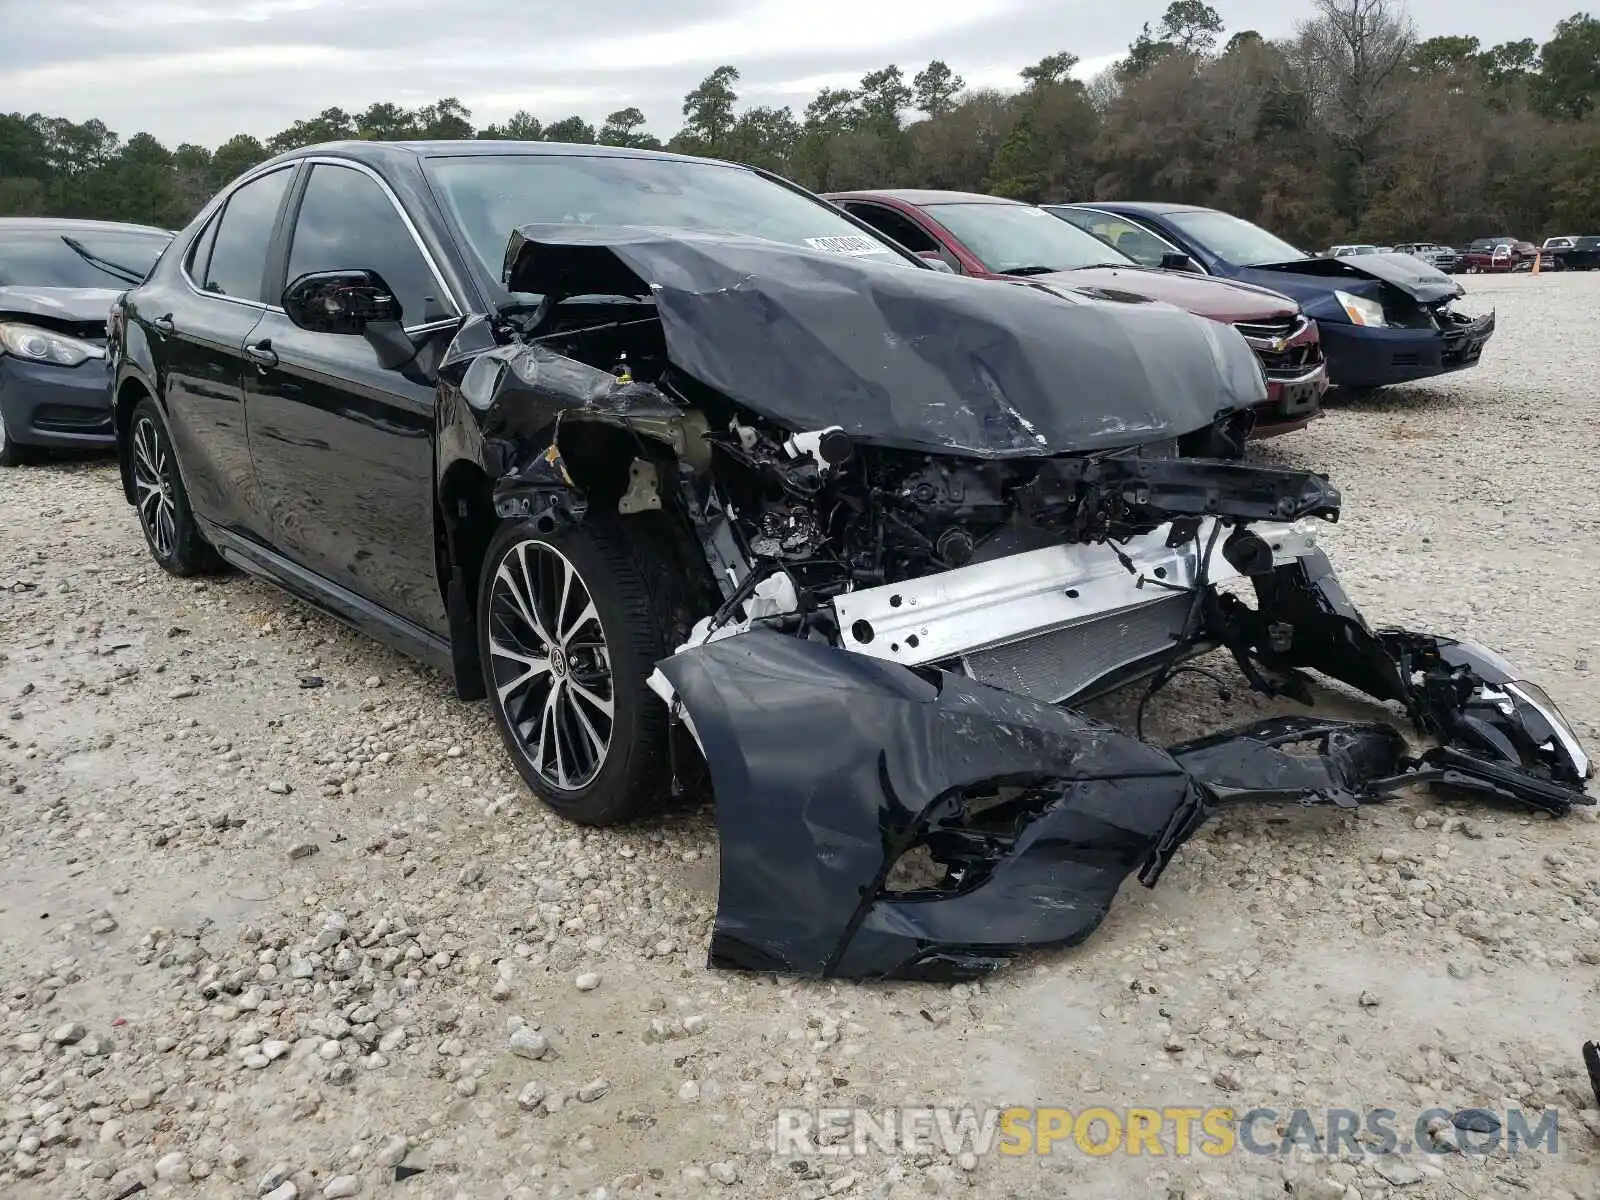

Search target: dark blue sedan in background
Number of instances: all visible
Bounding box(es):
[1045,202,1496,391]
[0,217,173,466]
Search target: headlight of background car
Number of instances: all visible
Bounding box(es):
[1333,289,1386,327]
[0,321,107,367]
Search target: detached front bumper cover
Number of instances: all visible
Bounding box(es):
[659,552,1592,983]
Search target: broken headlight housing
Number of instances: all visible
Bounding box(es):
[1503,680,1591,780]
[1334,290,1385,327]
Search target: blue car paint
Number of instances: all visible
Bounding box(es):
[1045,204,1495,389]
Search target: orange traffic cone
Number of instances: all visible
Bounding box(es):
[1532,252,1542,275]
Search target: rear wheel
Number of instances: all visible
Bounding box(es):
[129,398,224,575]
[477,517,684,826]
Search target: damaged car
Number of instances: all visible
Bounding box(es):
[821,189,1326,438]
[1046,203,1496,391]
[1,217,174,466]
[109,142,1592,981]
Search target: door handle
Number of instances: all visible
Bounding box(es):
[244,340,279,368]
[152,314,175,334]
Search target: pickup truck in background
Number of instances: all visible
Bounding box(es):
[1461,238,1537,272]
[1392,242,1462,273]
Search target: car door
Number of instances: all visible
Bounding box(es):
[244,159,459,638]
[153,164,296,537]
[838,201,966,273]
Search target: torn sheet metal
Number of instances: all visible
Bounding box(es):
[456,334,685,439]
[499,224,1269,458]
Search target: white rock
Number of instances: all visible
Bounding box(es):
[575,972,601,992]
[375,1135,409,1167]
[322,1175,361,1198]
[1374,1157,1424,1186]
[509,1027,549,1059]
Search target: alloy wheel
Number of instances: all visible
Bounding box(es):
[131,414,178,560]
[487,540,616,791]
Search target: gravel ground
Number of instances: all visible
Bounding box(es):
[2,272,1597,1200]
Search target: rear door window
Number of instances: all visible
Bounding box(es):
[842,203,941,254]
[203,167,294,302]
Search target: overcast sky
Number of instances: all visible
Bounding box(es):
[0,0,1580,147]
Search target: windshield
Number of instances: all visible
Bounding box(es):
[424,154,913,291]
[0,229,171,288]
[923,202,1134,273]
[1164,210,1306,266]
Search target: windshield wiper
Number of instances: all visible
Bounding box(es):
[60,236,147,286]
[999,265,1060,277]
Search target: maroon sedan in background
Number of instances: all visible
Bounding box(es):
[825,189,1327,437]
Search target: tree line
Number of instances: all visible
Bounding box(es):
[3,0,1598,247]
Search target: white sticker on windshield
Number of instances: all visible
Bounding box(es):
[805,234,889,256]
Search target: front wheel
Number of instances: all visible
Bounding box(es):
[476,517,680,825]
[128,398,224,575]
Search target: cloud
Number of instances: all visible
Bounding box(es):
[0,0,1582,147]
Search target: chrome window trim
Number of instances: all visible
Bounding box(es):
[295,156,463,332]
[179,156,465,335]
[178,163,296,312]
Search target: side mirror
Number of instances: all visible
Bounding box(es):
[1160,252,1197,272]
[282,269,403,335]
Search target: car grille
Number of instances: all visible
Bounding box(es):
[961,592,1193,703]
[1232,316,1298,341]
[1233,315,1321,379]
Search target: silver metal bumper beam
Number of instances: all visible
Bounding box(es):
[831,518,1322,669]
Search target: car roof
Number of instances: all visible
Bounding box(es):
[1049,201,1215,216]
[0,216,172,236]
[261,139,713,172]
[825,189,1020,206]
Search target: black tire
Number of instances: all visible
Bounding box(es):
[477,515,687,826]
[128,398,224,576]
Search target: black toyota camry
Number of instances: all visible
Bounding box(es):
[108,141,1591,982]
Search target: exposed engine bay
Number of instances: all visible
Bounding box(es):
[440,225,1594,982]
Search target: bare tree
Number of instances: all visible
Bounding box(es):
[1292,0,1416,218]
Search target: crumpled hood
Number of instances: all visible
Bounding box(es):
[502,224,1268,458]
[0,284,121,327]
[1250,253,1463,303]
[1033,265,1298,322]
